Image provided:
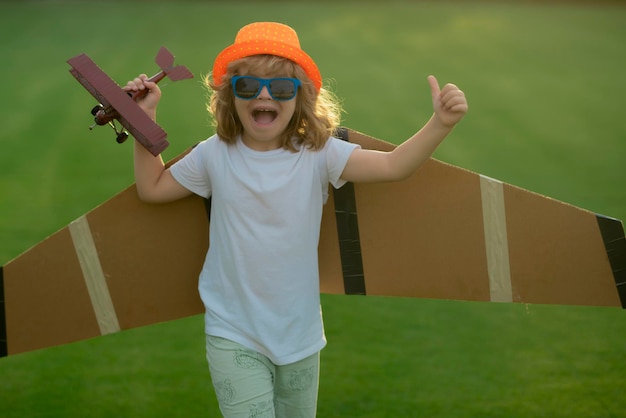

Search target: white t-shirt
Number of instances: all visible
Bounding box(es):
[170,135,359,365]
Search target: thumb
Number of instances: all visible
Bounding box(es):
[428,75,440,99]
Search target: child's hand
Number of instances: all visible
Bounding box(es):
[428,75,468,128]
[123,74,162,116]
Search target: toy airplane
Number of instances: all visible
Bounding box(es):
[67,47,193,156]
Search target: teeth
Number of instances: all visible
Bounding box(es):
[253,109,276,115]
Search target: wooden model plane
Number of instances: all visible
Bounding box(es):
[67,47,193,156]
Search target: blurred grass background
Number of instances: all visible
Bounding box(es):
[0,1,625,417]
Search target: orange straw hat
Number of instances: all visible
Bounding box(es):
[212,22,322,92]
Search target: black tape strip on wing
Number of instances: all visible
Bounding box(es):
[0,266,7,357]
[596,214,626,308]
[333,128,366,295]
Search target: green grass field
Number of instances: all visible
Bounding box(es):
[1,1,625,417]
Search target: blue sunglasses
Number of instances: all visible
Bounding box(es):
[231,76,301,101]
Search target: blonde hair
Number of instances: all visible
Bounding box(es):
[204,55,342,151]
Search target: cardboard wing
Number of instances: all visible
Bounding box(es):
[1,128,624,357]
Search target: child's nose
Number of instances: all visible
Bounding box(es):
[257,86,272,99]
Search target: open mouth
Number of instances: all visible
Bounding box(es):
[252,109,278,125]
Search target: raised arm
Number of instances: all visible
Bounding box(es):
[124,75,192,203]
[340,75,468,183]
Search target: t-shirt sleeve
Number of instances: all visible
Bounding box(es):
[324,136,360,189]
[169,139,212,199]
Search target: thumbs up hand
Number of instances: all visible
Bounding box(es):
[428,75,468,128]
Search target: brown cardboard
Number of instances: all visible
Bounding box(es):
[3,228,101,353]
[85,185,206,329]
[319,130,623,308]
[504,184,619,306]
[1,128,623,357]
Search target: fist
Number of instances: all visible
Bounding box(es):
[123,74,162,114]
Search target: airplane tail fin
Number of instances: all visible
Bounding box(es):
[155,47,194,82]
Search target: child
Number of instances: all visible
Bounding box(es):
[126,21,467,418]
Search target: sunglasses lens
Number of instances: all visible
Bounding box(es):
[234,77,261,99]
[269,79,296,100]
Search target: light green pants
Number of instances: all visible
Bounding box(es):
[206,335,320,418]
